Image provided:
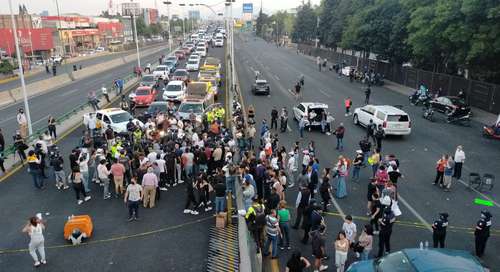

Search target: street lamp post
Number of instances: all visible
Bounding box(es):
[9,0,32,135]
[163,1,172,52]
[28,30,34,61]
[179,3,186,40]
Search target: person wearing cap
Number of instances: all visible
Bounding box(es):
[432,213,449,248]
[475,210,492,257]
[352,150,364,181]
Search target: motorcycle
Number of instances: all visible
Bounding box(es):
[483,125,500,139]
[446,110,471,126]
[422,104,434,122]
[409,91,432,106]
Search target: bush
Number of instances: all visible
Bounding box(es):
[0,60,15,75]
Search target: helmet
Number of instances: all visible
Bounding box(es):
[439,213,449,220]
[481,210,492,219]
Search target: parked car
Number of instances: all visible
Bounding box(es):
[171,69,189,82]
[353,105,411,135]
[152,65,170,80]
[251,79,270,95]
[83,108,143,134]
[162,80,187,102]
[95,47,106,52]
[347,248,488,272]
[133,86,158,107]
[429,96,471,116]
[293,102,334,130]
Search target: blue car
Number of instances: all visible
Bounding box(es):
[164,61,176,74]
[347,248,488,272]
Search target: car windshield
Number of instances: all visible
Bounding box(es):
[136,89,150,95]
[166,84,182,92]
[257,82,268,86]
[167,57,176,62]
[165,61,174,67]
[387,115,409,122]
[179,103,203,113]
[174,71,187,76]
[188,60,198,64]
[154,67,165,72]
[175,51,183,54]
[148,104,167,113]
[375,251,416,272]
[109,112,132,123]
[196,48,205,51]
[142,76,155,82]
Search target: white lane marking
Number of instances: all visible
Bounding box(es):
[457,179,500,208]
[287,124,292,132]
[0,115,16,125]
[60,88,80,97]
[397,194,433,232]
[318,89,331,98]
[32,114,50,126]
[273,74,280,81]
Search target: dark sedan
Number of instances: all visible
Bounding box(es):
[140,101,168,122]
[251,79,270,95]
[429,96,471,116]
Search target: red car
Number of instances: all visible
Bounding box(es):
[133,86,157,107]
[174,50,185,60]
[182,47,191,55]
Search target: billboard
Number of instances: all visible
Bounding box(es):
[242,3,253,13]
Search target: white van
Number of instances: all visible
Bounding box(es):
[353,105,411,135]
[195,46,207,58]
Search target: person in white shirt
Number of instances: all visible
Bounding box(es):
[83,113,97,137]
[124,177,143,221]
[42,131,53,148]
[22,216,46,267]
[147,150,157,164]
[302,151,310,171]
[17,108,28,139]
[97,159,111,199]
[342,215,357,244]
[453,145,466,181]
[78,153,90,193]
[155,154,167,191]
[101,85,110,103]
[287,152,298,187]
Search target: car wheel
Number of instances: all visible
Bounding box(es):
[353,114,359,125]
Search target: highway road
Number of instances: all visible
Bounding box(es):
[0,44,226,271]
[0,42,167,93]
[234,32,500,270]
[0,42,170,147]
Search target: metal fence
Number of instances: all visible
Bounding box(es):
[297,44,500,114]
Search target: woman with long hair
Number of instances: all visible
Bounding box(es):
[334,231,349,272]
[335,157,348,199]
[22,216,46,267]
[285,250,311,272]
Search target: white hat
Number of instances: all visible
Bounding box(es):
[302,150,309,154]
[356,150,363,154]
[289,151,294,155]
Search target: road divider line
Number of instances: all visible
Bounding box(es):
[329,191,346,218]
[318,89,331,97]
[273,74,280,81]
[457,179,500,208]
[32,114,50,126]
[0,115,16,125]
[397,194,433,232]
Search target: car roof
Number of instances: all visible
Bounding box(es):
[403,248,484,271]
[167,80,184,86]
[301,102,328,109]
[97,108,127,115]
[150,101,168,106]
[136,86,152,90]
[255,79,268,84]
[156,65,167,68]
[367,105,408,115]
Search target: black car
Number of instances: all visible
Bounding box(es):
[140,101,168,122]
[251,79,270,95]
[140,74,158,88]
[429,96,471,116]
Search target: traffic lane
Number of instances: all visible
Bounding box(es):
[236,34,500,228]
[0,108,210,272]
[0,51,162,147]
[236,37,500,269]
[0,42,168,92]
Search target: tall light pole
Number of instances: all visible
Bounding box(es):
[129,0,141,68]
[28,30,34,62]
[54,0,66,56]
[163,1,172,52]
[9,0,32,135]
[179,3,186,40]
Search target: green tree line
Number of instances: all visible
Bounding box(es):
[255,9,295,42]
[282,0,500,82]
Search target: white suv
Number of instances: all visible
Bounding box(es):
[152,65,169,80]
[195,46,207,58]
[186,58,200,71]
[83,108,144,134]
[353,105,411,135]
[162,81,187,102]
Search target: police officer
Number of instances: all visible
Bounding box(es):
[432,212,449,248]
[377,209,396,257]
[475,210,492,257]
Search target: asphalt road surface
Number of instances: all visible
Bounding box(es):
[0,44,226,271]
[0,42,166,93]
[234,32,500,270]
[0,43,169,148]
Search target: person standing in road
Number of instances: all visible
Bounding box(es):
[280,107,289,133]
[311,224,328,272]
[285,251,311,272]
[357,225,374,260]
[124,176,142,221]
[316,56,322,71]
[17,108,28,139]
[453,145,465,181]
[475,210,492,257]
[334,123,345,151]
[287,151,298,188]
[111,159,126,198]
[292,186,310,229]
[377,209,396,257]
[97,159,111,199]
[45,63,50,74]
[298,116,306,139]
[351,150,364,181]
[101,85,110,103]
[22,216,46,267]
[335,231,349,272]
[366,120,376,143]
[52,64,56,76]
[335,157,348,199]
[214,178,227,214]
[432,213,449,248]
[142,167,158,208]
[245,198,266,253]
[342,215,357,246]
[359,137,372,165]
[433,155,447,187]
[27,150,44,189]
[271,107,279,130]
[263,209,281,259]
[278,200,291,250]
[365,86,371,104]
[88,90,100,111]
[374,125,385,151]
[443,155,454,192]
[370,193,382,234]
[47,116,57,139]
[70,168,91,204]
[344,97,352,116]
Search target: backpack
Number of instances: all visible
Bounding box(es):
[254,205,266,226]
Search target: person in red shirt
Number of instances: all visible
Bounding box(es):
[375,165,389,192]
[433,155,447,186]
[110,160,126,198]
[344,97,353,116]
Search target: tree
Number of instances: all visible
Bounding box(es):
[318,0,338,47]
[0,60,14,75]
[292,1,317,43]
[255,8,269,37]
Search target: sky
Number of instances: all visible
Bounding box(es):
[0,0,321,18]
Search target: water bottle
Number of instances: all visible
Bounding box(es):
[425,241,429,249]
[419,241,423,250]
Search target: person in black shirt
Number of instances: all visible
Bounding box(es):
[388,165,402,185]
[475,210,492,257]
[370,193,382,233]
[377,209,395,257]
[359,137,371,166]
[266,187,280,212]
[271,107,279,130]
[352,151,364,181]
[301,199,317,244]
[214,179,226,214]
[293,187,310,229]
[367,178,378,215]
[286,251,310,272]
[432,212,449,248]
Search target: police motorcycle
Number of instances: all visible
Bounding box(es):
[409,85,432,106]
